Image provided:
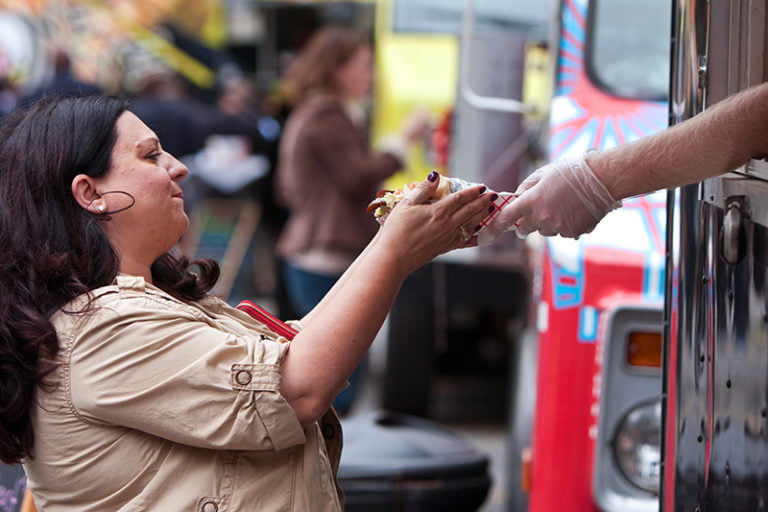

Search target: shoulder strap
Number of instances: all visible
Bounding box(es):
[236,300,298,341]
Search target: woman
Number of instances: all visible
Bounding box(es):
[275,26,428,414]
[0,96,492,511]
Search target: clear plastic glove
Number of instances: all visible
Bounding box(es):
[485,157,621,239]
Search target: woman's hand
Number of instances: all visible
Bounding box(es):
[373,171,492,274]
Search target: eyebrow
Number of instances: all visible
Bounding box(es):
[135,136,160,150]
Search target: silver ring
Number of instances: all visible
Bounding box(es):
[458,226,472,242]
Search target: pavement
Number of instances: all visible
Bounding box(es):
[454,422,508,512]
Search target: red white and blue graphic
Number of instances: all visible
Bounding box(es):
[529,1,670,510]
[544,0,669,344]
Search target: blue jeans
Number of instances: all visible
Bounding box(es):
[282,261,366,415]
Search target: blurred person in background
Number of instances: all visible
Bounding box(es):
[0,95,492,511]
[18,47,101,107]
[129,70,209,161]
[174,75,274,206]
[274,25,429,415]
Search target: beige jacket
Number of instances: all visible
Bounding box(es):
[23,275,343,511]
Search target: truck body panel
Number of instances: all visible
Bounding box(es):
[523,0,670,510]
[664,1,768,509]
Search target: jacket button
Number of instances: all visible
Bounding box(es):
[201,500,218,512]
[322,423,335,439]
[235,370,252,385]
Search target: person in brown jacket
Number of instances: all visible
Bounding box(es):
[274,25,428,414]
[0,95,492,510]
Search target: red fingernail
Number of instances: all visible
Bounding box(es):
[427,171,439,182]
[488,205,495,213]
[479,186,487,193]
[489,193,498,201]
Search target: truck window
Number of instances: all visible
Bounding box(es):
[391,0,556,40]
[586,0,671,100]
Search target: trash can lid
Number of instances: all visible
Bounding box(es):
[338,410,490,480]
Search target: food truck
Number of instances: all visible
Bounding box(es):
[368,0,766,511]
[502,0,768,510]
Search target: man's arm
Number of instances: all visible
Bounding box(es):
[490,81,768,239]
[591,81,768,200]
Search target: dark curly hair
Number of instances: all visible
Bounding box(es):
[0,96,219,464]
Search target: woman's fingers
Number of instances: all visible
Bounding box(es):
[384,175,493,258]
[399,178,490,241]
[440,186,495,247]
[402,171,439,205]
[440,184,489,221]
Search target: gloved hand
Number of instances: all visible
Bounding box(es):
[485,157,622,239]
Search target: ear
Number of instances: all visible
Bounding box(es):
[71,174,104,214]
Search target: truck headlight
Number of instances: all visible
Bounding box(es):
[613,400,661,494]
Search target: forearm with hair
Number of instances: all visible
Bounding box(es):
[588,81,768,200]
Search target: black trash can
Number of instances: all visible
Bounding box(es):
[338,410,492,512]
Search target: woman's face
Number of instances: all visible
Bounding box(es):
[96,111,189,266]
[333,45,373,100]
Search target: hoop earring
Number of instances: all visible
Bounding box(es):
[92,190,136,216]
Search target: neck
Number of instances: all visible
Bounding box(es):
[118,257,154,284]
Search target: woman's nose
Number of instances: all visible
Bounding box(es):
[167,153,189,181]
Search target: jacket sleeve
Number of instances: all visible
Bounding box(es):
[301,103,402,200]
[67,293,306,452]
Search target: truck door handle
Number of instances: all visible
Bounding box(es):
[722,195,747,265]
